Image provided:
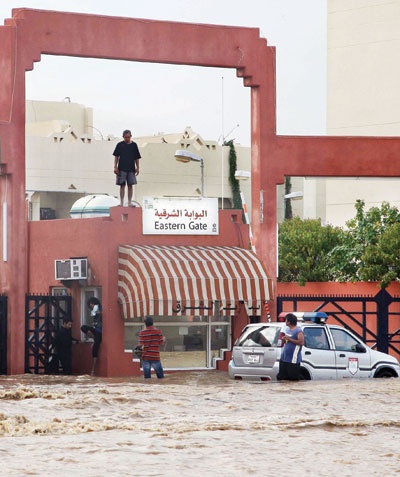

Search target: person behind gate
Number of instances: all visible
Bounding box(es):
[81,297,103,376]
[138,316,165,379]
[54,318,79,375]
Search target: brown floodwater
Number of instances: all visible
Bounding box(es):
[0,372,399,476]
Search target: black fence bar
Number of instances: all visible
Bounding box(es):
[277,290,400,359]
[0,295,7,375]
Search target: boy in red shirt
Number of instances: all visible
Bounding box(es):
[138,316,165,379]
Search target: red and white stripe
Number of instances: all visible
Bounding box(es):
[118,245,270,318]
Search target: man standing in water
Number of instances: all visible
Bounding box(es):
[138,316,165,379]
[277,313,304,381]
[113,129,141,206]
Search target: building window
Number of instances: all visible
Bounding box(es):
[124,313,231,369]
[81,287,102,328]
[51,287,69,297]
[50,287,69,315]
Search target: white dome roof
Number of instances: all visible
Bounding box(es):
[70,195,119,218]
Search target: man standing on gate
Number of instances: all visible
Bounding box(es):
[113,129,141,206]
[138,316,165,379]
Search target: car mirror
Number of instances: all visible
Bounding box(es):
[355,343,366,353]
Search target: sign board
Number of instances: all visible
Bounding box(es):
[142,197,219,235]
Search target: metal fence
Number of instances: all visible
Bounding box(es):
[0,294,7,374]
[277,288,400,359]
[25,294,72,374]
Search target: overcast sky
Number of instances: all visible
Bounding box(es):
[0,1,327,145]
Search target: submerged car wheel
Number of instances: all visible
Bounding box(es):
[299,368,311,380]
[374,369,396,378]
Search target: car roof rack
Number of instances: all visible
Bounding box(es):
[278,312,328,324]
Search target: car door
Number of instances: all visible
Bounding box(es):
[302,326,337,379]
[329,327,372,378]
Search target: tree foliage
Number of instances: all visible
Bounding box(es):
[225,140,242,210]
[278,200,400,288]
[360,222,400,288]
[278,217,343,285]
[329,200,400,285]
[284,176,293,220]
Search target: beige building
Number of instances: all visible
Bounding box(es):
[25,100,252,221]
[325,0,400,226]
[280,2,400,227]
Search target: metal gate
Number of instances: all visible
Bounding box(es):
[277,288,400,360]
[0,294,7,375]
[25,294,72,374]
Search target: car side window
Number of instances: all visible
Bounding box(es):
[303,327,330,350]
[330,328,360,352]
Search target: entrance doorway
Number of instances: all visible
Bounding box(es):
[125,313,231,369]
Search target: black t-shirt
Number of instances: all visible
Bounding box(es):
[113,141,141,172]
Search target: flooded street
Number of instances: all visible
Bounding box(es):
[0,372,399,476]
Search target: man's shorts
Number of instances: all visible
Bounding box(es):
[116,170,137,186]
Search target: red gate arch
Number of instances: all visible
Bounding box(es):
[1,8,400,373]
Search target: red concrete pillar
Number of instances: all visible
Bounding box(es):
[232,304,250,343]
[0,21,28,374]
[249,44,279,295]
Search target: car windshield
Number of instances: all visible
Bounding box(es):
[236,325,281,347]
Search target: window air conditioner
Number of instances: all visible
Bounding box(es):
[55,258,88,280]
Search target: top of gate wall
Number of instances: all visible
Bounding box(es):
[0,8,276,126]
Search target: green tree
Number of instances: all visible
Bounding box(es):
[284,176,293,220]
[225,140,242,210]
[360,222,400,288]
[278,217,343,285]
[330,200,400,283]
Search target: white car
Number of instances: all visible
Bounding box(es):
[228,312,400,381]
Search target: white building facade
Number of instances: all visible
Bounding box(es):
[25,100,252,221]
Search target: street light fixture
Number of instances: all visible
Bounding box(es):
[234,170,251,181]
[174,149,204,197]
[283,191,303,200]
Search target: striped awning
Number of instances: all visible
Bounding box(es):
[118,244,271,318]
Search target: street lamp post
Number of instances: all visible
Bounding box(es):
[174,149,204,197]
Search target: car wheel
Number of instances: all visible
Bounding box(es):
[299,368,311,380]
[374,369,395,378]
